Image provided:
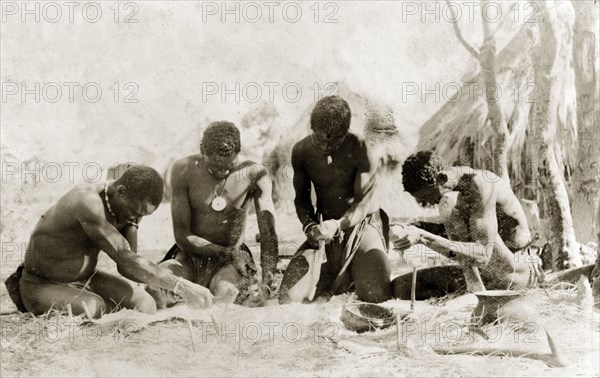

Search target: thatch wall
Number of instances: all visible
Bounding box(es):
[417,25,578,203]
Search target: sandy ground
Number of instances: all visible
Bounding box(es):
[1,205,599,377]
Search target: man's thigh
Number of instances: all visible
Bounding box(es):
[278,242,326,303]
[350,225,392,302]
[161,256,195,282]
[19,277,106,317]
[88,270,156,314]
[391,265,466,300]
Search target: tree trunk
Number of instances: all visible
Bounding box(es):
[480,0,510,183]
[592,198,600,307]
[532,0,581,269]
[445,0,510,182]
[571,0,600,245]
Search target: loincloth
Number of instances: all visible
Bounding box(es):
[20,269,89,289]
[282,209,389,298]
[5,265,91,313]
[160,243,260,304]
[4,264,27,312]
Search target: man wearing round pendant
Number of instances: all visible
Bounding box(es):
[148,121,278,307]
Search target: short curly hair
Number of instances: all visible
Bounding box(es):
[115,165,164,206]
[310,96,351,136]
[402,150,448,194]
[201,121,241,156]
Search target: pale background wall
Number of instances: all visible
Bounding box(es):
[0,1,525,250]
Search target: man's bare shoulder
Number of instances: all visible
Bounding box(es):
[455,169,501,202]
[291,135,312,155]
[345,132,364,145]
[56,183,105,221]
[172,154,203,173]
[236,158,270,184]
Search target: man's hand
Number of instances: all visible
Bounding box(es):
[312,220,340,244]
[391,225,423,251]
[406,219,422,228]
[158,287,184,304]
[306,224,320,248]
[262,271,275,287]
[227,247,257,278]
[174,278,214,309]
[241,283,271,307]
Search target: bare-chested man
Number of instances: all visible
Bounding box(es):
[278,95,392,304]
[4,166,213,318]
[391,151,594,299]
[148,121,278,308]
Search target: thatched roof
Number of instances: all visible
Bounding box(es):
[417,25,578,199]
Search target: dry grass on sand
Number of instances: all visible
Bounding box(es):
[1,287,599,377]
[1,208,599,377]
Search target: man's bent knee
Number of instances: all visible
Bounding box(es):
[391,274,412,300]
[356,281,392,303]
[131,289,157,314]
[352,247,392,303]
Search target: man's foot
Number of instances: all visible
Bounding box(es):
[145,286,168,309]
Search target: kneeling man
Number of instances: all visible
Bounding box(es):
[149,121,278,307]
[278,95,393,304]
[392,151,593,299]
[4,165,213,318]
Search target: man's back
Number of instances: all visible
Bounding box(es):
[443,167,531,251]
[25,183,103,282]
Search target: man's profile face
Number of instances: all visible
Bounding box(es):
[205,151,238,179]
[311,128,347,154]
[411,185,442,207]
[114,191,157,223]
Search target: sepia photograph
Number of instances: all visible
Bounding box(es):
[1,0,599,376]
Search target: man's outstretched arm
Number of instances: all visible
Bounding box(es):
[399,227,496,266]
[75,192,213,308]
[253,166,279,283]
[394,174,512,268]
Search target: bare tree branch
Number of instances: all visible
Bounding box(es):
[445,0,480,59]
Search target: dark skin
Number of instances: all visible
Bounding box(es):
[293,132,380,237]
[20,182,213,318]
[163,152,278,303]
[408,166,531,252]
[289,130,392,302]
[393,167,537,290]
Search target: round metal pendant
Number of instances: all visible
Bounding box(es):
[211,196,227,211]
